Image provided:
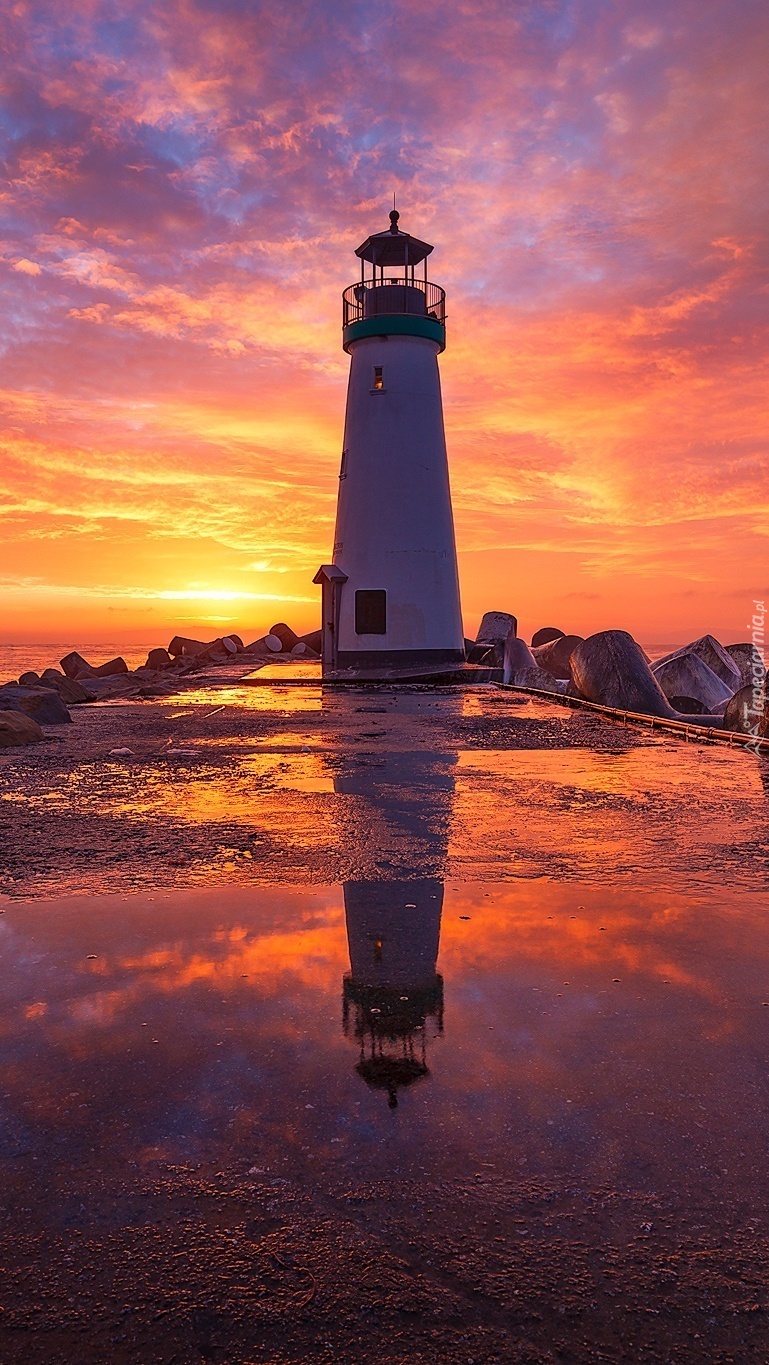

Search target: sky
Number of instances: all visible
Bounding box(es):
[1,0,767,652]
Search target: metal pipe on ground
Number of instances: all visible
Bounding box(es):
[494,682,769,755]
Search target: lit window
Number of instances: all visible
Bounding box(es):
[373,366,384,390]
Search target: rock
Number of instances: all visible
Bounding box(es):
[146,648,172,670]
[269,622,300,651]
[76,675,141,701]
[40,667,66,686]
[221,636,239,654]
[476,611,517,647]
[531,627,565,648]
[0,710,44,747]
[300,629,323,655]
[265,634,283,653]
[38,671,90,705]
[229,634,244,650]
[531,634,584,680]
[655,635,740,690]
[570,631,676,718]
[725,643,766,689]
[503,636,562,693]
[92,657,128,677]
[0,684,72,725]
[60,650,96,679]
[18,670,40,686]
[722,684,769,737]
[652,653,733,714]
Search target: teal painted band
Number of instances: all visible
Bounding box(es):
[343,314,446,353]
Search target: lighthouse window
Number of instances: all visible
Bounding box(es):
[373,366,384,390]
[339,447,348,479]
[355,589,386,634]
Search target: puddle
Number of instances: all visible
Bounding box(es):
[162,683,323,712]
[2,878,768,1185]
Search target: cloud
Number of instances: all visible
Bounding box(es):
[0,0,766,646]
[12,258,42,275]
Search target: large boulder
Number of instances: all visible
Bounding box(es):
[725,643,765,690]
[270,622,300,651]
[0,710,44,747]
[531,627,565,648]
[503,636,562,692]
[652,653,733,714]
[38,670,90,704]
[0,685,72,725]
[18,670,40,686]
[570,631,676,718]
[531,634,584,680]
[476,611,517,647]
[655,635,740,690]
[722,685,769,737]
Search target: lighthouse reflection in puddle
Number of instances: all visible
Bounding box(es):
[343,879,444,1108]
[334,746,455,1108]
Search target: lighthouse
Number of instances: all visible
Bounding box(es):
[315,210,464,676]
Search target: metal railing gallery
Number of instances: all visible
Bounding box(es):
[342,278,446,329]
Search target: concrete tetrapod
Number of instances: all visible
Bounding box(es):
[476,612,517,646]
[531,627,565,648]
[531,634,584,680]
[654,635,741,691]
[503,635,563,692]
[652,653,734,714]
[725,643,766,690]
[722,685,769,737]
[570,632,679,719]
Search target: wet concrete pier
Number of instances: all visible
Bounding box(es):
[1,682,768,1361]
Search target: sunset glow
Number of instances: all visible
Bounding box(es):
[2,0,766,650]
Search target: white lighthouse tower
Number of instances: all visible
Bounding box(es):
[315,210,464,676]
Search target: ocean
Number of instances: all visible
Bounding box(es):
[0,643,160,685]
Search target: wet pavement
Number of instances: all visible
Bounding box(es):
[1,685,769,1360]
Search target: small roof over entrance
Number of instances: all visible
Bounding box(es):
[313,563,348,585]
[355,210,433,267]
